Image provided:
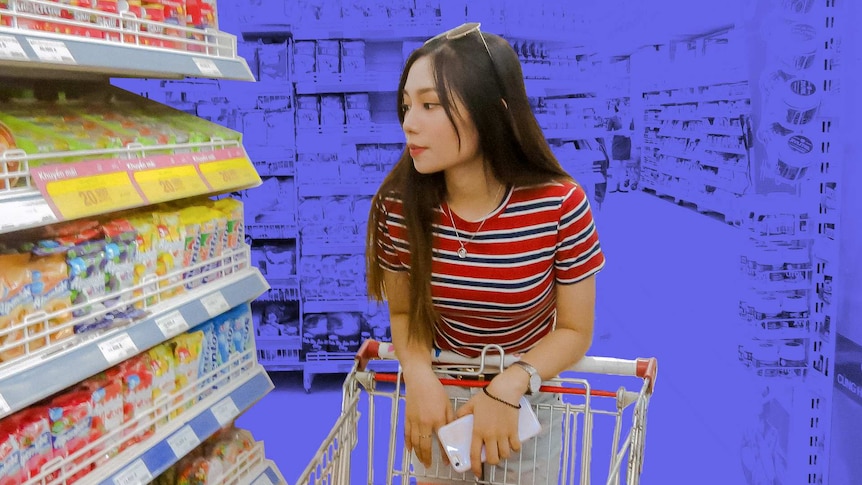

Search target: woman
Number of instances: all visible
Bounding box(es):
[366,23,606,482]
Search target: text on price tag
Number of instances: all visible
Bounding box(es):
[201,291,230,318]
[98,333,139,365]
[167,425,201,458]
[0,35,28,61]
[44,171,144,220]
[198,157,261,192]
[113,459,153,485]
[155,310,189,337]
[133,164,210,203]
[193,57,222,77]
[211,397,239,427]
[27,38,76,64]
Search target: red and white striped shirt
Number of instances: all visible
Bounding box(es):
[376,180,605,358]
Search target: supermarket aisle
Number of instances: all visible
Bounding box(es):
[237,190,752,484]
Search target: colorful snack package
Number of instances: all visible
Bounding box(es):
[8,407,54,482]
[153,208,185,300]
[106,354,154,451]
[0,422,24,485]
[176,207,203,290]
[175,456,225,485]
[29,254,73,346]
[75,374,124,464]
[101,219,139,312]
[210,313,231,386]
[48,392,94,483]
[0,254,34,362]
[195,321,216,399]
[228,305,253,364]
[172,331,204,418]
[211,198,244,253]
[147,342,177,430]
[66,240,107,331]
[127,216,159,308]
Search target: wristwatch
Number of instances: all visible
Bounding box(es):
[511,360,541,394]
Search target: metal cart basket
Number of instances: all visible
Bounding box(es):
[296,340,658,485]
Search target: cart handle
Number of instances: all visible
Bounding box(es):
[355,339,657,394]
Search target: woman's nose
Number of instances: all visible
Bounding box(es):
[402,110,418,134]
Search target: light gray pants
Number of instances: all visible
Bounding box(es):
[412,385,563,485]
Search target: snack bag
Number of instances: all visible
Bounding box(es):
[75,374,123,464]
[29,254,73,346]
[8,407,54,482]
[107,355,155,451]
[147,342,177,429]
[0,254,34,362]
[127,216,159,308]
[66,240,107,332]
[176,207,203,290]
[211,314,231,386]
[211,198,244,252]
[0,422,24,485]
[154,208,185,299]
[48,392,94,483]
[196,321,217,399]
[228,305,253,365]
[176,456,224,485]
[172,331,203,417]
[201,209,227,284]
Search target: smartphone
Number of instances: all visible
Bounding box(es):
[436,396,541,473]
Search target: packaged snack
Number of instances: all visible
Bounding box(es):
[0,422,24,485]
[175,455,224,485]
[196,321,216,398]
[127,216,159,308]
[0,254,34,362]
[177,207,203,290]
[228,305,253,360]
[147,0,185,49]
[172,331,203,417]
[154,209,185,299]
[211,314,231,384]
[147,342,177,429]
[29,254,73,346]
[101,219,139,312]
[76,374,123,464]
[66,240,107,332]
[211,198,244,259]
[8,407,54,482]
[48,392,94,483]
[107,355,154,451]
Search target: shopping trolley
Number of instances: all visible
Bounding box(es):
[296,339,658,485]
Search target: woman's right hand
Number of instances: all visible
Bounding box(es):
[404,369,454,468]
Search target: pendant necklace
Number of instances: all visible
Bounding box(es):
[444,184,504,259]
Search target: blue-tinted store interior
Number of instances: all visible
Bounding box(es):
[0,0,859,484]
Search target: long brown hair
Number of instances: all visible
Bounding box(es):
[366,28,572,347]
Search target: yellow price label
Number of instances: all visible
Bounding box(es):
[134,165,210,203]
[198,157,261,192]
[45,171,144,220]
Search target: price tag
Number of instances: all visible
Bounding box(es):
[198,157,261,192]
[27,39,76,64]
[193,57,222,77]
[44,171,144,220]
[133,164,210,204]
[113,459,153,485]
[0,199,57,234]
[0,35,28,61]
[251,471,275,485]
[201,291,230,318]
[155,310,189,337]
[167,425,201,458]
[0,394,11,416]
[211,396,239,427]
[98,333,139,365]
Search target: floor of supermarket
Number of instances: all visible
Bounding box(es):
[237,189,757,484]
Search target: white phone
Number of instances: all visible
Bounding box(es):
[436,396,541,474]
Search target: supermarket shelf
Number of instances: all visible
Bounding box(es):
[300,242,365,256]
[542,127,611,140]
[0,6,254,81]
[243,20,444,41]
[297,183,379,197]
[0,267,269,418]
[295,71,399,94]
[303,299,372,314]
[91,364,275,485]
[295,123,404,145]
[246,223,298,240]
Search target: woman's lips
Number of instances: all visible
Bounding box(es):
[409,146,426,156]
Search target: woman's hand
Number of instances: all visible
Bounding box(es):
[404,369,455,468]
[455,379,524,478]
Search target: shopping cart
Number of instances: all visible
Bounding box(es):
[295,339,658,485]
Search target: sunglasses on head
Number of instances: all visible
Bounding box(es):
[424,22,507,102]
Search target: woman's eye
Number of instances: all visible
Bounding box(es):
[423,103,438,110]
[400,104,410,113]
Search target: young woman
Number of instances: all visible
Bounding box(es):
[366,23,606,483]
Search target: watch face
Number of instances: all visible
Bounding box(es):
[530,374,541,392]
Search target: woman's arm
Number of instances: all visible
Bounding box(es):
[383,269,455,467]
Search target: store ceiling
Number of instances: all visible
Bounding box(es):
[574,0,744,55]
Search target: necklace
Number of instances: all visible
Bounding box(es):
[444,184,505,259]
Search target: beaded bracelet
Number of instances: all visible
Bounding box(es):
[482,387,521,410]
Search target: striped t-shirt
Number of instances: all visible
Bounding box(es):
[376,180,605,358]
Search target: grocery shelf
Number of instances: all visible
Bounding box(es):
[300,242,365,256]
[0,1,254,81]
[295,72,399,94]
[0,265,269,418]
[0,140,259,235]
[90,364,275,485]
[297,183,379,198]
[303,299,373,314]
[295,123,404,145]
[246,223,299,240]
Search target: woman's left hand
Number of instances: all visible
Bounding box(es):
[455,382,523,478]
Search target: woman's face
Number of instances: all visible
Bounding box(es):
[401,56,482,175]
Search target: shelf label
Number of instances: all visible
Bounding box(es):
[113,459,153,485]
[201,291,230,318]
[198,157,261,192]
[0,35,28,61]
[42,171,144,220]
[155,310,189,337]
[193,57,222,77]
[133,164,210,203]
[27,39,76,64]
[0,394,11,416]
[98,333,139,365]
[251,471,275,485]
[167,425,201,458]
[211,396,239,427]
